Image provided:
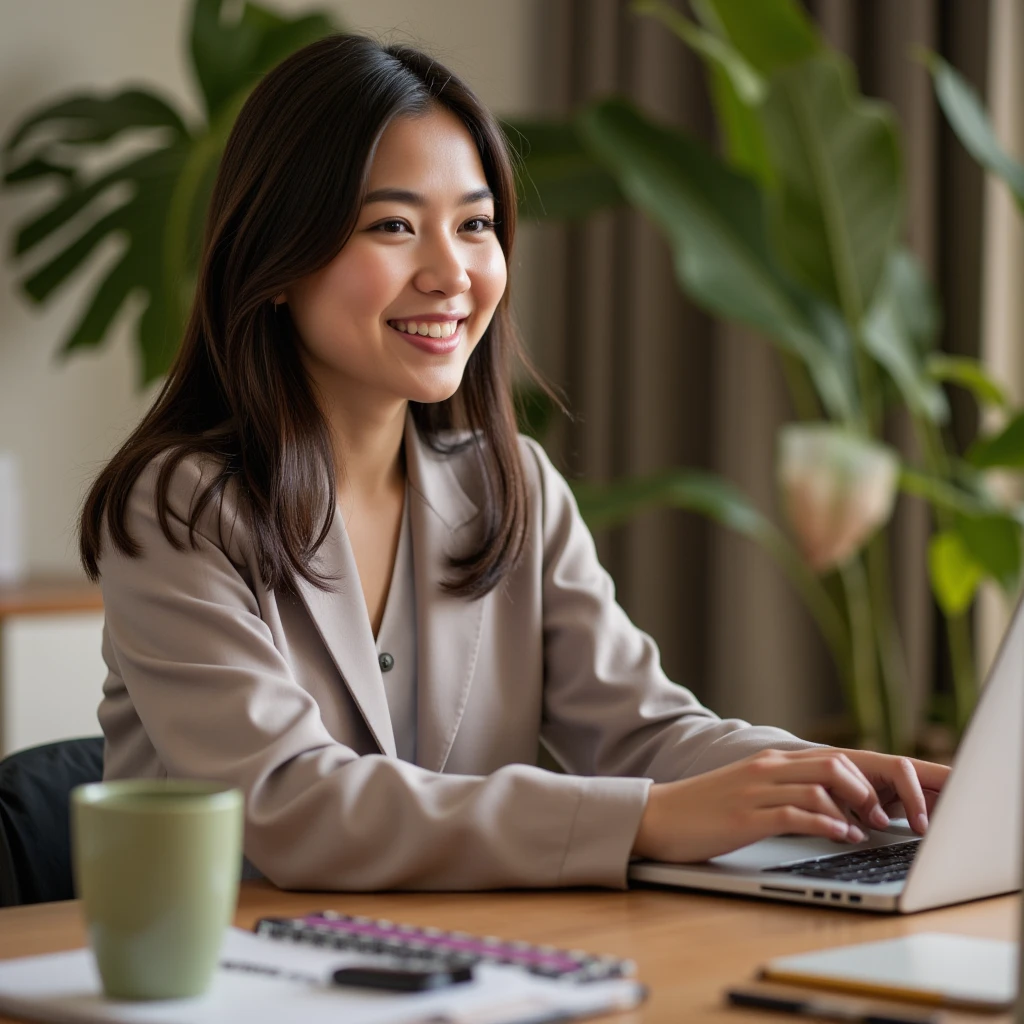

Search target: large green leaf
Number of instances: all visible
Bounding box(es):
[4,90,187,155]
[759,54,902,322]
[955,513,1022,594]
[503,121,623,221]
[899,466,998,519]
[968,411,1024,470]
[928,530,984,616]
[861,249,947,423]
[190,0,334,120]
[577,98,857,422]
[574,468,769,536]
[644,0,773,187]
[926,354,1009,409]
[927,53,1024,213]
[573,466,851,668]
[693,0,819,75]
[2,0,339,385]
[634,1,766,106]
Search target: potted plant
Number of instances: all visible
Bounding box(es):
[508,0,1024,753]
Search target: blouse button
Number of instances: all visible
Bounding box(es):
[378,652,395,673]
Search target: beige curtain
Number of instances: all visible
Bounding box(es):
[977,0,1024,677]
[523,0,991,740]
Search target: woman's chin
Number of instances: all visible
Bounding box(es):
[405,373,467,406]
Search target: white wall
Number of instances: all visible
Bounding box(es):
[0,0,545,574]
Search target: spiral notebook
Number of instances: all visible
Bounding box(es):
[254,910,637,983]
[0,925,645,1024]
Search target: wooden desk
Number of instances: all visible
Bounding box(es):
[0,882,1016,1022]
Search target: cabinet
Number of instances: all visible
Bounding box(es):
[0,578,105,755]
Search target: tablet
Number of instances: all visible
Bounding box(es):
[761,933,1016,1011]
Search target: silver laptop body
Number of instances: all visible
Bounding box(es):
[628,594,1024,913]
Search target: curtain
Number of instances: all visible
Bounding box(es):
[977,0,1024,675]
[521,0,991,741]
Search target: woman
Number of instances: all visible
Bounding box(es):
[80,34,947,891]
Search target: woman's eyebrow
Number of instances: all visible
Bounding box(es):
[363,186,494,206]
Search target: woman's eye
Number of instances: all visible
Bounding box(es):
[462,216,496,233]
[374,219,410,234]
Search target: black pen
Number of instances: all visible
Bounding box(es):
[726,988,942,1024]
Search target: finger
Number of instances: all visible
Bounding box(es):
[755,806,864,844]
[883,789,943,819]
[761,783,848,825]
[876,757,929,833]
[900,757,951,793]
[772,754,888,830]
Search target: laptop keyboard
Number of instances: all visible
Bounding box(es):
[763,839,920,885]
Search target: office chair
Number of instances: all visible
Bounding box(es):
[0,736,104,907]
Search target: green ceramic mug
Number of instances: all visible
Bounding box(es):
[71,779,244,1000]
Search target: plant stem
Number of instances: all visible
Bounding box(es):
[946,609,976,733]
[916,416,979,730]
[838,556,886,748]
[865,531,911,752]
[766,534,852,675]
[777,351,823,422]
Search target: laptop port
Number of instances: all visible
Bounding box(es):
[812,891,825,899]
[830,893,842,900]
[848,894,862,903]
[760,885,807,896]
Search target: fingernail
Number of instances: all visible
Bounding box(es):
[869,806,890,829]
[846,824,866,843]
[915,813,928,833]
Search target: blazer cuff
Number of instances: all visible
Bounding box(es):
[558,776,652,889]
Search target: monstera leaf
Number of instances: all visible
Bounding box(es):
[2,0,336,384]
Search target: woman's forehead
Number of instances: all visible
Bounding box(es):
[365,108,490,200]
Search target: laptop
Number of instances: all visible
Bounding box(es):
[628,594,1024,913]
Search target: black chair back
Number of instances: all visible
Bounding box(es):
[0,737,104,906]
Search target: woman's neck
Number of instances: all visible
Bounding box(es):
[326,398,408,508]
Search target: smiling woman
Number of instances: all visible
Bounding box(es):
[74,34,949,893]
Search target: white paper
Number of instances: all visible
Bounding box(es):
[0,927,645,1024]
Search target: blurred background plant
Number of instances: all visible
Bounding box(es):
[2,0,337,384]
[510,0,1024,753]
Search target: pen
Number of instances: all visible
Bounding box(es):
[726,988,942,1024]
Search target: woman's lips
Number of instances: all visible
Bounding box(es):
[388,318,464,354]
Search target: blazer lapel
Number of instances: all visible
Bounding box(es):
[405,415,485,773]
[294,509,398,759]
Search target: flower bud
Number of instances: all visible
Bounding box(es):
[778,425,898,572]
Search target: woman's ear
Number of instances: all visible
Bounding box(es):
[272,292,287,307]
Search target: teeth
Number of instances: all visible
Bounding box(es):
[391,320,460,339]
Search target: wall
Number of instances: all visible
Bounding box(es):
[0,0,545,575]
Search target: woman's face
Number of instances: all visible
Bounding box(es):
[284,106,508,411]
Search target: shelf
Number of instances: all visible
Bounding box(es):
[0,576,104,619]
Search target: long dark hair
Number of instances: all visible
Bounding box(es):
[80,34,538,599]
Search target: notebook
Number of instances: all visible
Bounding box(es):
[760,933,1017,1011]
[253,910,636,982]
[0,926,645,1024]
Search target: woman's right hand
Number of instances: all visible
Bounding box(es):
[631,748,894,863]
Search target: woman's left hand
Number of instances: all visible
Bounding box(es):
[830,748,950,835]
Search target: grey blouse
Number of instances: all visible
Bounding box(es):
[373,493,418,763]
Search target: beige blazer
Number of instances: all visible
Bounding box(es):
[98,414,812,891]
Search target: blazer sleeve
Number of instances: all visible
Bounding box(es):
[98,456,650,892]
[522,437,818,782]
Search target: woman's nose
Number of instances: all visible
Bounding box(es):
[413,236,471,296]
